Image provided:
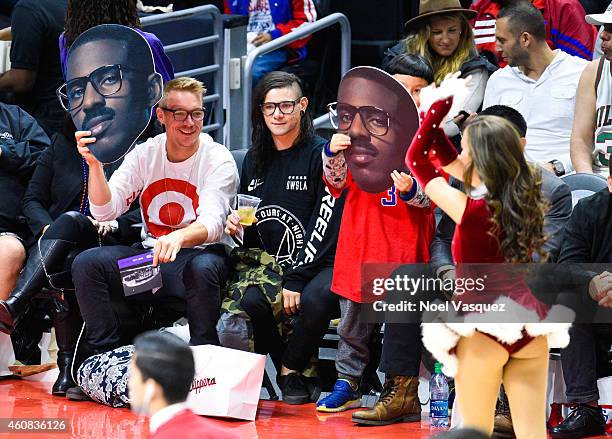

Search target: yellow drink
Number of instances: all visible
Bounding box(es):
[237,207,256,226]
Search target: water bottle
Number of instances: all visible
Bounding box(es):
[430,362,449,429]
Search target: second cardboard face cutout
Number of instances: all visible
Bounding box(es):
[62,24,163,164]
[335,66,420,193]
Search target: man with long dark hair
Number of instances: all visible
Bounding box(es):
[224,71,344,404]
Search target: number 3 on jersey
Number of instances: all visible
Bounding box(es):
[381,185,397,207]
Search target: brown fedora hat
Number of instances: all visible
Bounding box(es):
[404,0,477,31]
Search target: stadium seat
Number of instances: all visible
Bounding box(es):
[560,172,608,208]
[230,148,247,172]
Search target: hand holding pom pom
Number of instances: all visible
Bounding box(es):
[419,72,473,123]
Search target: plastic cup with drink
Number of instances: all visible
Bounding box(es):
[236,194,261,226]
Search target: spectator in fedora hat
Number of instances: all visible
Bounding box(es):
[384,0,497,141]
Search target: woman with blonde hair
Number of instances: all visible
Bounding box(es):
[405,76,572,437]
[384,0,496,138]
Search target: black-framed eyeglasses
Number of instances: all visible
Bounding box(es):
[57,64,128,112]
[260,98,302,116]
[160,107,206,121]
[326,102,390,136]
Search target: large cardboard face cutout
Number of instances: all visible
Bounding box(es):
[335,66,419,193]
[61,24,163,164]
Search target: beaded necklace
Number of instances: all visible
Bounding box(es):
[44,158,95,293]
[79,158,90,216]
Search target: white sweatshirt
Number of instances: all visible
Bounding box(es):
[90,133,239,249]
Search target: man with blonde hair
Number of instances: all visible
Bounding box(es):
[69,77,238,381]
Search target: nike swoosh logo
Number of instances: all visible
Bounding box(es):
[248,179,264,191]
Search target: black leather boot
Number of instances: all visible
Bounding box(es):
[550,403,606,438]
[0,238,76,334]
[52,351,76,396]
[51,293,83,396]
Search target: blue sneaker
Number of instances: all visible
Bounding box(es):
[316,379,361,412]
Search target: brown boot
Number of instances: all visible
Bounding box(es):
[493,385,515,439]
[351,375,421,426]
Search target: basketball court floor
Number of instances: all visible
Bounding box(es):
[0,374,609,439]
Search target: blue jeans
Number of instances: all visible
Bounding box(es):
[72,244,230,348]
[252,49,289,87]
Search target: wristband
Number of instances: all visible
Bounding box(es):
[324,141,337,157]
[398,179,418,201]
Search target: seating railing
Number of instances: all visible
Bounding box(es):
[142,5,224,141]
[241,13,351,149]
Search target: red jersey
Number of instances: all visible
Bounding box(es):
[471,0,595,68]
[325,172,434,302]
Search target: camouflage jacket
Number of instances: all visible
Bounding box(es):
[217,248,284,353]
[217,248,317,376]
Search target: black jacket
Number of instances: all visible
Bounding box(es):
[22,132,140,242]
[382,42,498,78]
[558,188,612,285]
[558,189,612,264]
[241,135,344,292]
[0,103,49,237]
[556,189,612,321]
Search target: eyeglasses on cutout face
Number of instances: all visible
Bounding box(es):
[57,64,134,112]
[326,102,390,136]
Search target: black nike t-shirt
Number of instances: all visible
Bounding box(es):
[240,135,344,291]
[9,0,67,134]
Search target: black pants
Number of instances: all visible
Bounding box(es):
[240,267,339,372]
[72,244,230,348]
[376,262,443,377]
[44,211,100,241]
[24,211,119,290]
[379,323,422,376]
[561,323,612,403]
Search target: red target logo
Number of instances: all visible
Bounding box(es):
[140,178,199,237]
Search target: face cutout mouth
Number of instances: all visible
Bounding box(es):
[347,142,379,166]
[84,113,114,136]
